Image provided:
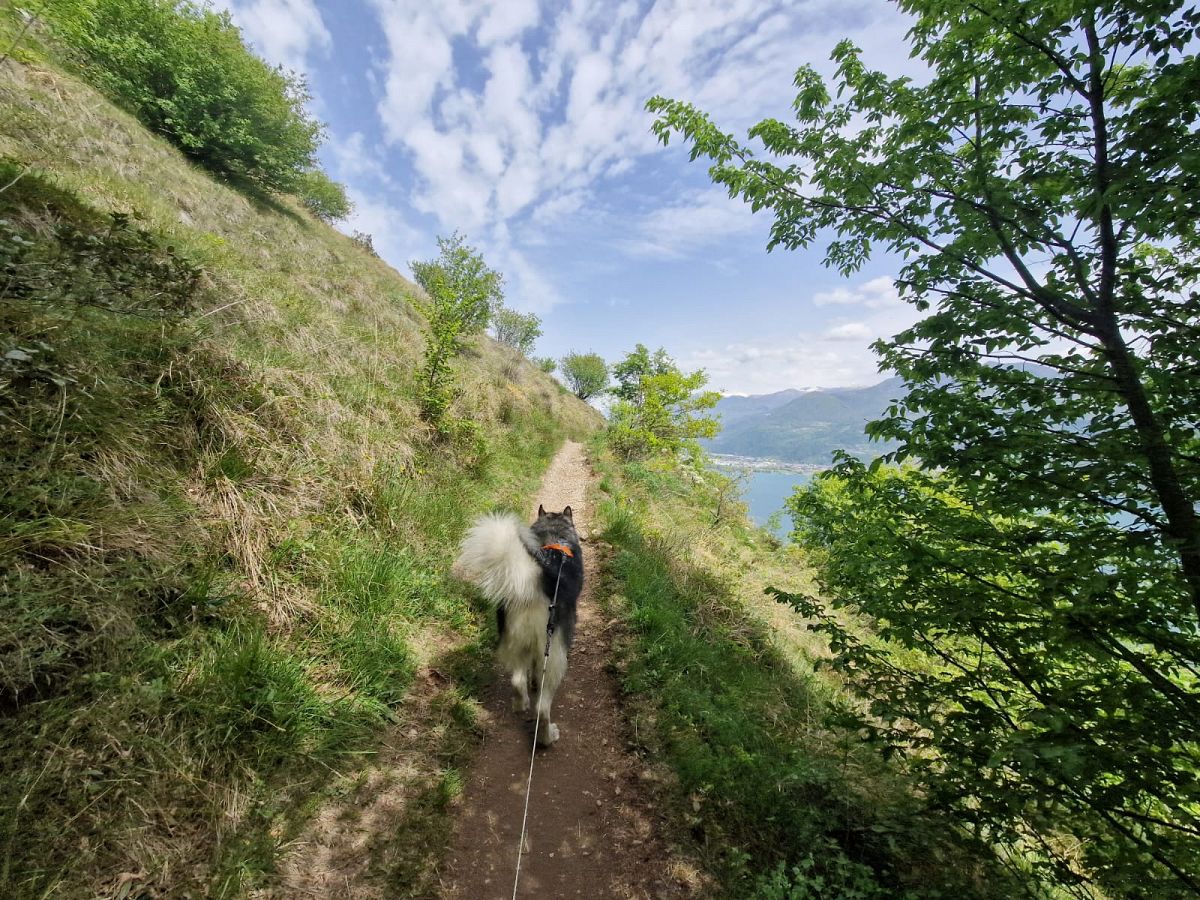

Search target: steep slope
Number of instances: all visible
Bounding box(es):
[589,448,1031,898]
[0,30,598,899]
[705,377,905,463]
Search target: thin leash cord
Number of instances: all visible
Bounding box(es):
[512,553,567,900]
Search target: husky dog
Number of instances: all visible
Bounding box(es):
[455,505,583,746]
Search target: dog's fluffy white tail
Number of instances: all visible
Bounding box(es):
[455,513,542,609]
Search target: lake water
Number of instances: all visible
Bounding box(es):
[720,467,813,538]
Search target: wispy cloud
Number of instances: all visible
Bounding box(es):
[824,321,873,341]
[325,131,394,186]
[215,0,926,387]
[619,188,761,259]
[213,0,331,74]
[363,0,913,301]
[813,276,900,309]
[336,187,429,275]
[678,275,921,393]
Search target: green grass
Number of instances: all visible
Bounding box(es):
[0,13,599,896]
[592,451,1035,899]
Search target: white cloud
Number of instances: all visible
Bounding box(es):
[813,276,900,309]
[364,0,915,311]
[678,276,923,394]
[620,188,760,259]
[494,244,565,315]
[213,0,331,74]
[530,191,587,228]
[325,131,393,186]
[370,4,458,142]
[824,321,873,341]
[477,0,539,46]
[336,187,429,276]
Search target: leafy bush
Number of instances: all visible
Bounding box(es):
[0,169,201,402]
[784,461,1200,895]
[350,230,378,256]
[491,306,542,356]
[533,355,556,374]
[607,344,718,459]
[754,841,888,900]
[42,0,323,191]
[560,350,608,400]
[0,208,199,317]
[296,168,352,222]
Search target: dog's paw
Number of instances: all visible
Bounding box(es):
[512,695,530,714]
[536,722,560,747]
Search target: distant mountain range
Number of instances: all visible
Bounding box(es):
[703,377,906,465]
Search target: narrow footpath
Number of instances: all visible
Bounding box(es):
[439,441,691,899]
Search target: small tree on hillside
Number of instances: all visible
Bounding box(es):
[607,346,718,459]
[559,351,608,400]
[350,231,377,256]
[610,343,674,405]
[491,307,542,356]
[296,169,352,222]
[410,233,504,425]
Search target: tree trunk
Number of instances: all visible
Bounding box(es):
[1100,326,1200,622]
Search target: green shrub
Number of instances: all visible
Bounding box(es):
[753,841,889,900]
[296,168,352,222]
[559,350,608,400]
[42,0,323,191]
[350,230,378,256]
[607,344,718,459]
[490,306,542,356]
[0,206,200,320]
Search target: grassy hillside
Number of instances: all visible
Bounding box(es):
[590,445,1042,898]
[0,17,597,897]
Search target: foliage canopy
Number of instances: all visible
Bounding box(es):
[491,307,542,357]
[608,344,719,460]
[42,0,331,194]
[296,169,352,222]
[559,351,609,400]
[651,0,1200,893]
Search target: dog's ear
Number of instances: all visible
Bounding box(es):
[562,505,573,520]
[538,504,546,517]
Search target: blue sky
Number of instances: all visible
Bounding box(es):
[212,0,927,394]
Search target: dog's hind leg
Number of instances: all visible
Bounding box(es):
[511,667,530,714]
[535,633,569,747]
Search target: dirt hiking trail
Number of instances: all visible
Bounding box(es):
[439,440,692,899]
